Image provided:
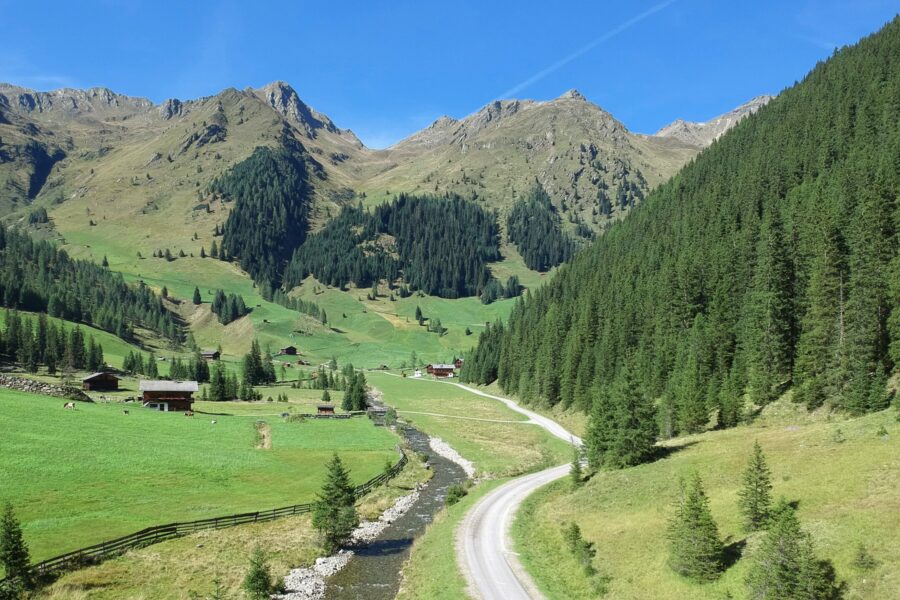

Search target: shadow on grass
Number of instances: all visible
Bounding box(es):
[723,537,747,570]
[651,439,700,462]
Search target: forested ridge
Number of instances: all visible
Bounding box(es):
[213,146,311,287]
[0,228,177,341]
[507,184,576,272]
[463,19,900,452]
[284,193,501,298]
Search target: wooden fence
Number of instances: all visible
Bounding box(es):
[5,448,408,585]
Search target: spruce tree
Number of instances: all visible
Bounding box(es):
[570,444,584,488]
[192,287,202,305]
[744,211,794,406]
[0,502,32,590]
[746,499,840,600]
[667,473,724,582]
[146,352,159,378]
[242,545,273,600]
[312,453,359,552]
[738,441,773,532]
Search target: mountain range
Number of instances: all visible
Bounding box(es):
[0,80,769,245]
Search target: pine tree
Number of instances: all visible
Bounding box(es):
[738,441,773,532]
[242,545,273,600]
[570,444,584,488]
[667,473,724,582]
[585,363,657,469]
[744,211,794,406]
[146,352,159,378]
[0,502,32,591]
[192,287,202,305]
[312,453,359,552]
[322,389,331,403]
[746,499,841,599]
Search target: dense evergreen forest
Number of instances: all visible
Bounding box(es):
[213,146,311,287]
[464,20,900,455]
[1,311,105,374]
[284,194,502,298]
[507,184,576,271]
[0,228,177,341]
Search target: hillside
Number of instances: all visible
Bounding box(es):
[464,18,900,434]
[355,90,700,226]
[514,403,899,599]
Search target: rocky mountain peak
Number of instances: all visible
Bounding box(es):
[558,89,586,101]
[655,94,774,147]
[255,81,338,138]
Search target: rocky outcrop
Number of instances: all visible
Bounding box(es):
[158,98,183,120]
[0,374,93,402]
[255,81,338,139]
[655,95,774,147]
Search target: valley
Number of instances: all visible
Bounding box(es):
[0,8,898,600]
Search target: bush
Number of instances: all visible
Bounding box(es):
[446,484,468,506]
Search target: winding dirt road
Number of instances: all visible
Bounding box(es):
[451,383,581,600]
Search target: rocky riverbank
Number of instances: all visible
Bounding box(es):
[276,485,423,600]
[429,436,476,478]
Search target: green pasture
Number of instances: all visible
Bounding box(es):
[368,372,570,477]
[0,388,399,565]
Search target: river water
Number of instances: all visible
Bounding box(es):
[323,424,468,600]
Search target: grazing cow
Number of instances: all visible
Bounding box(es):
[63,402,76,410]
[211,420,217,425]
[184,411,194,417]
[123,409,130,415]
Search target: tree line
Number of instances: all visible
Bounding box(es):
[0,228,178,342]
[507,183,576,271]
[463,19,900,459]
[283,194,503,299]
[210,290,250,325]
[1,311,104,374]
[213,146,311,288]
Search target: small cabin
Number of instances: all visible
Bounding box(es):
[280,345,298,356]
[82,372,120,391]
[200,350,220,361]
[139,380,199,412]
[316,404,336,416]
[426,364,456,378]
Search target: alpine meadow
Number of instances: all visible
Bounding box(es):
[0,4,898,600]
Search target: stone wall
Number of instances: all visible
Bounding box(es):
[0,375,93,402]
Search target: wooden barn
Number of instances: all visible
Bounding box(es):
[200,349,220,361]
[317,404,336,416]
[426,364,456,378]
[280,345,298,356]
[139,380,199,412]
[82,372,120,391]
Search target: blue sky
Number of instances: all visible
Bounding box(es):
[1,0,896,147]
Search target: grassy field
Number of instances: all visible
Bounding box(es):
[396,479,506,600]
[37,446,432,600]
[368,372,571,477]
[512,403,900,600]
[0,388,400,565]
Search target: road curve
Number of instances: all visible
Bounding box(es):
[450,382,580,600]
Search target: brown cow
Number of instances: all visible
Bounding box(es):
[123,409,130,415]
[184,411,194,417]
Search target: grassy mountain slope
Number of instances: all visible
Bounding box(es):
[358,90,699,227]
